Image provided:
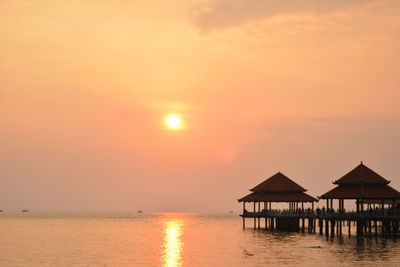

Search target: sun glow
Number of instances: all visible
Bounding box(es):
[165,114,183,130]
[161,220,184,267]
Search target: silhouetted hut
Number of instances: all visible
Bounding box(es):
[238,172,317,230]
[238,172,317,213]
[319,162,400,212]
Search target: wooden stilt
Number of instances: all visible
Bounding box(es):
[253,202,256,229]
[348,220,351,236]
[319,218,323,235]
[325,219,329,237]
[242,202,246,229]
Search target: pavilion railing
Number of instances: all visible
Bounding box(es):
[242,209,400,218]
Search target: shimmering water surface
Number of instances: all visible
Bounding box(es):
[1,212,400,266]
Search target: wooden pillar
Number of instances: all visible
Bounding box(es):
[382,219,386,237]
[357,220,363,236]
[336,219,339,236]
[242,202,246,229]
[325,219,329,237]
[313,219,316,233]
[298,218,301,232]
[257,202,261,229]
[253,202,256,229]
[348,220,351,236]
[319,218,323,235]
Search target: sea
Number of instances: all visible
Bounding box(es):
[0,212,400,266]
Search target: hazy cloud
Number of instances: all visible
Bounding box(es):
[190,0,376,30]
[264,116,400,136]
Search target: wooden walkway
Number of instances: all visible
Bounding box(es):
[241,210,400,237]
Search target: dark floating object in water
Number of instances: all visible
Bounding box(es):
[239,246,254,256]
[137,210,143,213]
[229,211,233,213]
[242,249,254,256]
[22,210,29,212]
[0,210,3,212]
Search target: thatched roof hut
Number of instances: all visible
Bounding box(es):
[238,172,317,211]
[319,162,400,211]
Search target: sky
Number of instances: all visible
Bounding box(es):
[1,0,400,212]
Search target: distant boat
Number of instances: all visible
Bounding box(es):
[137,210,143,213]
[22,210,29,212]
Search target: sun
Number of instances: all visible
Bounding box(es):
[165,114,183,130]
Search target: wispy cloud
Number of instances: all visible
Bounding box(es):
[264,116,352,135]
[263,116,400,137]
[190,0,376,30]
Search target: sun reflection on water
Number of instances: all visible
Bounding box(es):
[162,219,184,267]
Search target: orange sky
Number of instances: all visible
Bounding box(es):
[1,0,400,212]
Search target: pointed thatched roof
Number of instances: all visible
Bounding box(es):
[250,172,307,192]
[333,162,389,185]
[319,163,400,200]
[238,172,317,203]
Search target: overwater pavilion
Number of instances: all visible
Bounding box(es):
[319,162,400,235]
[238,172,317,230]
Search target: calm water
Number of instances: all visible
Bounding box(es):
[1,212,400,266]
